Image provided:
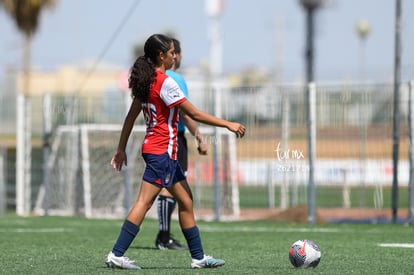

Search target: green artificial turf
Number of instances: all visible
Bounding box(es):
[0,215,413,274]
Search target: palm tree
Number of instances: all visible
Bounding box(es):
[1,0,55,94]
[0,0,55,215]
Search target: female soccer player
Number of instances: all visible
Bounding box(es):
[105,33,246,270]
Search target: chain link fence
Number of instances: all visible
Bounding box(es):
[0,80,412,221]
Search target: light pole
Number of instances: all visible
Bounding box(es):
[300,0,322,83]
[355,19,371,82]
[299,0,322,224]
[355,19,371,208]
[205,0,224,221]
[392,0,402,224]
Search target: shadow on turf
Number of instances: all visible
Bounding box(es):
[119,245,191,270]
[129,245,159,250]
[100,266,190,271]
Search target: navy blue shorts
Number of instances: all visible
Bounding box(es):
[142,153,186,188]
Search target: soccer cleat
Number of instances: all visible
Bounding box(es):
[105,252,141,270]
[155,237,188,250]
[191,255,225,268]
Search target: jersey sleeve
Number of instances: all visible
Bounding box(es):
[160,77,187,108]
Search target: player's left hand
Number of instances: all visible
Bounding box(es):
[227,122,246,138]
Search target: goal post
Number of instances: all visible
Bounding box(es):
[35,124,239,219]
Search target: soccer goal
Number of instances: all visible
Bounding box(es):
[34,124,239,219]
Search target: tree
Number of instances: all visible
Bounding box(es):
[0,0,55,215]
[1,0,55,95]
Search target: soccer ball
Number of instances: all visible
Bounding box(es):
[289,239,321,268]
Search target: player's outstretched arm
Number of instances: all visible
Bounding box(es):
[179,100,246,138]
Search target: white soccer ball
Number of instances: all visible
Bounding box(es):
[289,239,321,268]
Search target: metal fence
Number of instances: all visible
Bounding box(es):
[0,81,412,221]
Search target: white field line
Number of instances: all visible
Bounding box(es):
[0,228,72,233]
[378,243,414,248]
[199,226,340,233]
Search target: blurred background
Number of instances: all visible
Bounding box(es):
[0,0,413,223]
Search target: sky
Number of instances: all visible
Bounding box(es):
[0,0,413,83]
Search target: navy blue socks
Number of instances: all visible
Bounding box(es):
[182,226,204,260]
[112,220,140,257]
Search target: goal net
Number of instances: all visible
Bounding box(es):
[34,124,239,219]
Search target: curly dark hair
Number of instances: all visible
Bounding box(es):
[129,34,172,102]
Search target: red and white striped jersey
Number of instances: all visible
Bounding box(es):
[141,70,186,159]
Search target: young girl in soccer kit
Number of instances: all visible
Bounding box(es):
[105,33,246,270]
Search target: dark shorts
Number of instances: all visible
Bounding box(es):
[177,132,188,174]
[142,153,186,188]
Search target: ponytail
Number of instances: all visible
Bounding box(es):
[129,56,155,102]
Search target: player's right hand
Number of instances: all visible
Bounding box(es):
[111,150,127,171]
